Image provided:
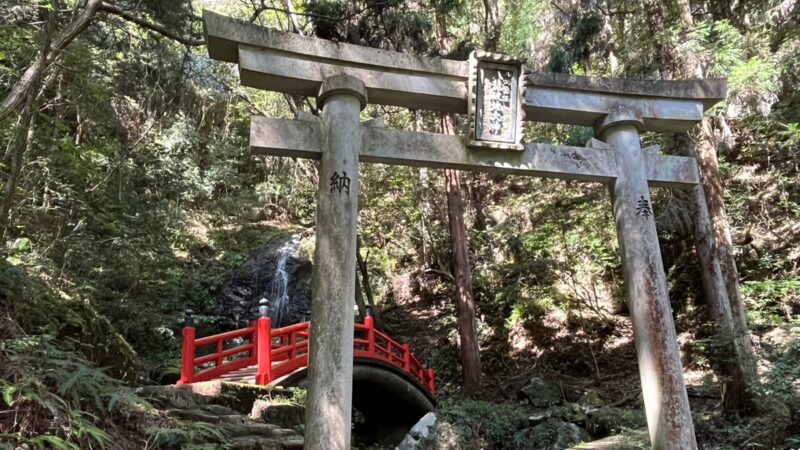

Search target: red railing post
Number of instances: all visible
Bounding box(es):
[250,320,258,359]
[402,344,411,372]
[365,308,375,355]
[178,310,196,385]
[215,340,224,367]
[427,368,436,395]
[255,299,273,385]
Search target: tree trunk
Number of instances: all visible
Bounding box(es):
[0,96,38,241]
[672,0,759,413]
[356,236,383,329]
[432,3,482,395]
[643,0,674,79]
[688,167,751,413]
[443,116,482,395]
[694,119,759,411]
[0,0,102,121]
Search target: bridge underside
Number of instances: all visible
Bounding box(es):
[279,360,436,446]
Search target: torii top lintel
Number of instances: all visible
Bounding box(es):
[203,10,726,134]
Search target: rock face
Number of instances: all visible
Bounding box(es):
[143,385,303,450]
[217,234,312,329]
[397,412,437,450]
[251,399,305,430]
[514,418,591,450]
[519,377,564,408]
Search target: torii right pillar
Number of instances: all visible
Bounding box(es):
[599,107,697,449]
[525,75,730,450]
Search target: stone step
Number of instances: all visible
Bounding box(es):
[567,429,650,450]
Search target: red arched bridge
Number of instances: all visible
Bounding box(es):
[177,310,436,404]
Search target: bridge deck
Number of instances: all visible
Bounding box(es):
[177,316,436,396]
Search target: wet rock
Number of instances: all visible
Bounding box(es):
[217,234,312,329]
[514,418,591,450]
[578,389,604,408]
[585,407,646,438]
[519,377,564,407]
[397,412,437,449]
[565,428,650,450]
[251,399,305,429]
[528,411,551,425]
[226,436,282,450]
[551,404,588,425]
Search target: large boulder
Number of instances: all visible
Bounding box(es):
[585,407,646,438]
[519,377,564,408]
[251,399,305,430]
[217,234,312,328]
[514,418,591,450]
[397,412,437,449]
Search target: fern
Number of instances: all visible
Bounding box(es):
[29,435,80,450]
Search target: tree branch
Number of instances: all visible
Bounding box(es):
[98,2,204,47]
[0,0,102,121]
[249,0,397,23]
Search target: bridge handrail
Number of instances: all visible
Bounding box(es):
[177,311,435,396]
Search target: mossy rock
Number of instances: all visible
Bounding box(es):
[585,407,646,438]
[567,429,650,450]
[514,418,591,450]
[519,377,564,407]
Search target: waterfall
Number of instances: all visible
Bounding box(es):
[267,235,301,327]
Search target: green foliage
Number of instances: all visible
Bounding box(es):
[757,331,800,404]
[742,280,800,325]
[144,422,226,449]
[0,335,146,448]
[435,399,529,446]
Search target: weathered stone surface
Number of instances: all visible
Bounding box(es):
[251,399,305,429]
[303,75,364,450]
[524,73,725,133]
[226,436,283,450]
[202,8,467,113]
[204,10,465,76]
[578,389,604,408]
[514,418,591,450]
[250,117,700,189]
[603,121,697,449]
[567,429,650,450]
[397,412,437,450]
[527,72,726,106]
[519,377,564,408]
[585,407,646,437]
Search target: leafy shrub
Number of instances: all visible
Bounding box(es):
[433,399,529,448]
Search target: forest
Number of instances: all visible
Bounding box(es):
[0,0,798,449]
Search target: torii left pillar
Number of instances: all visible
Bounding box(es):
[304,75,366,450]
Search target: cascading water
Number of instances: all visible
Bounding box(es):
[267,235,301,327]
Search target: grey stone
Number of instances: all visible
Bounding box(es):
[519,377,564,408]
[566,429,650,450]
[585,407,646,438]
[528,411,551,425]
[514,418,592,450]
[250,116,701,189]
[396,412,437,450]
[252,399,305,429]
[603,120,697,449]
[226,436,282,450]
[201,404,240,416]
[578,389,604,408]
[302,75,364,450]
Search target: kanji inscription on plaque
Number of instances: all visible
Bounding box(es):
[467,51,524,151]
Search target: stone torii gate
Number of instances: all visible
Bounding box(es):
[204,11,727,450]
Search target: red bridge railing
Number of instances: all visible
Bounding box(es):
[177,306,435,396]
